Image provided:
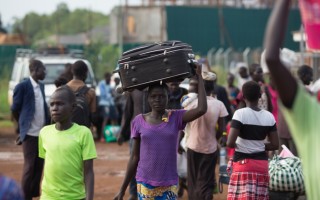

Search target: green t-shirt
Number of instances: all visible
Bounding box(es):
[281,84,320,199]
[39,123,97,200]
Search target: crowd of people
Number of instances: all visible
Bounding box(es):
[4,0,320,199]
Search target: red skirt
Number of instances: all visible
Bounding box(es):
[227,159,269,200]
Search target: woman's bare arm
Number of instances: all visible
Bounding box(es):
[226,127,239,148]
[182,64,207,123]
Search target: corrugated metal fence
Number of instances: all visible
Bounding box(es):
[165,6,301,54]
[0,45,28,75]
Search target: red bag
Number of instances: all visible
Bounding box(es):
[299,0,320,50]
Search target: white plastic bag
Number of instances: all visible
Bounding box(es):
[177,152,187,178]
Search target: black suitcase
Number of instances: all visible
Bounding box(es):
[114,41,196,91]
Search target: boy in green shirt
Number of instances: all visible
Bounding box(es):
[39,86,97,200]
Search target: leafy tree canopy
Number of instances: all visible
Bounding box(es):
[12,2,109,44]
[11,3,118,81]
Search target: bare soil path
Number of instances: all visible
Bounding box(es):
[0,127,228,200]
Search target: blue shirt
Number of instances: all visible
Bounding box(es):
[98,80,115,106]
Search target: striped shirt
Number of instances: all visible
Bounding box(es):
[231,107,277,161]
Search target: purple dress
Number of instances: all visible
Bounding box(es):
[131,110,186,186]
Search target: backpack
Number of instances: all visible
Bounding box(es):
[71,86,91,127]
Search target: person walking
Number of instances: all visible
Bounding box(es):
[166,81,188,198]
[297,64,313,92]
[237,64,273,113]
[11,59,50,200]
[226,81,279,199]
[54,63,73,87]
[117,88,150,200]
[185,75,228,200]
[67,60,96,128]
[226,72,240,115]
[267,75,298,156]
[167,81,188,110]
[237,66,251,90]
[213,75,232,122]
[112,77,126,125]
[114,64,207,200]
[39,86,96,200]
[98,72,118,141]
[264,0,320,199]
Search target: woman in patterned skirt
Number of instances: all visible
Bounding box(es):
[227,81,279,200]
[114,63,207,200]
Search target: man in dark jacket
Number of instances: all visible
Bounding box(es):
[11,59,50,200]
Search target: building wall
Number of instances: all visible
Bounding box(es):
[110,6,167,44]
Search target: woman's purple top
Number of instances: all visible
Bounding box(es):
[131,110,186,186]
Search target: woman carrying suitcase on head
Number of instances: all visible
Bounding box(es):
[114,63,207,200]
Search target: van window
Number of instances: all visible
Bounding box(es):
[43,64,93,84]
[11,62,21,82]
[22,62,30,80]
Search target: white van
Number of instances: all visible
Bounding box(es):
[8,48,97,105]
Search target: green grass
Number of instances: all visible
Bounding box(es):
[0,68,11,117]
[211,65,228,86]
[0,69,13,128]
[0,120,13,128]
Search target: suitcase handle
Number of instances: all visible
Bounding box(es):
[119,48,193,65]
[121,42,192,60]
[188,59,198,75]
[122,40,184,56]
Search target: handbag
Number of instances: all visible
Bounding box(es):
[268,155,305,193]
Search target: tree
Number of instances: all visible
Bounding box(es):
[12,2,109,44]
[84,42,119,80]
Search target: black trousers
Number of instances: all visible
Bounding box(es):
[187,148,218,200]
[21,135,44,200]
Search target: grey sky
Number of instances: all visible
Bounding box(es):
[0,0,141,25]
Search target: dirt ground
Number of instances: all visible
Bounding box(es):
[0,126,228,200]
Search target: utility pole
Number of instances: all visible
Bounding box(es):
[217,0,225,46]
[118,0,124,56]
[23,15,29,45]
[56,12,60,45]
[87,7,92,45]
